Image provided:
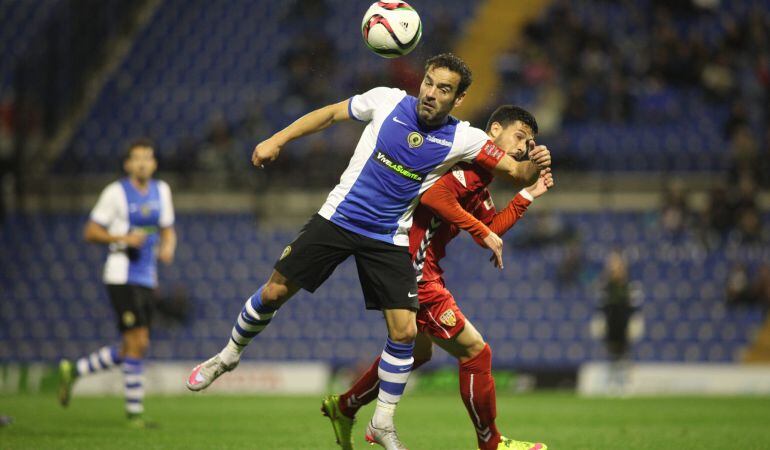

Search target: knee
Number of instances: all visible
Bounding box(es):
[389,321,418,344]
[260,282,291,307]
[123,332,150,358]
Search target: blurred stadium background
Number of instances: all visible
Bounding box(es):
[1,0,770,447]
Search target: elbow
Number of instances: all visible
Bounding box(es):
[83,224,99,243]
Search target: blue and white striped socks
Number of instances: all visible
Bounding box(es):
[75,345,122,377]
[372,337,414,428]
[123,357,144,416]
[220,286,277,365]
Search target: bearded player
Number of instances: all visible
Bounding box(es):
[322,106,551,450]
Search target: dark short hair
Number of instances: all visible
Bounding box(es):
[485,105,538,134]
[424,53,472,96]
[124,138,155,161]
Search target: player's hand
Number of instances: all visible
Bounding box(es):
[529,144,551,169]
[158,245,175,265]
[482,231,504,269]
[525,169,555,198]
[251,137,283,168]
[123,230,147,248]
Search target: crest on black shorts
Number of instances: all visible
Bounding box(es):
[122,311,136,327]
[407,132,423,148]
[280,245,292,260]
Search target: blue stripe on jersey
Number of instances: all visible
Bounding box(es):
[330,96,459,243]
[121,178,162,288]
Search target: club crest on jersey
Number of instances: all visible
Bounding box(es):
[279,245,292,260]
[140,204,152,217]
[440,309,457,327]
[407,132,424,148]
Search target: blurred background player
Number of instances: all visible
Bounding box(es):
[185,54,550,450]
[592,250,643,394]
[58,139,176,427]
[322,106,551,450]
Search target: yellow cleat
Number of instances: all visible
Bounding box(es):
[57,359,76,407]
[321,394,355,450]
[487,436,547,450]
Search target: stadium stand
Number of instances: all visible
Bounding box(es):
[42,0,770,176]
[2,212,766,369]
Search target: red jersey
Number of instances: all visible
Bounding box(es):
[409,162,533,285]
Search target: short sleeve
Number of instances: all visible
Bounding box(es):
[90,183,121,227]
[158,181,175,228]
[457,126,490,162]
[349,87,405,122]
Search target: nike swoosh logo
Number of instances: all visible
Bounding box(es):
[408,292,418,298]
[392,116,408,126]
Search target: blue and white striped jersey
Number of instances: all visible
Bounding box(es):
[318,87,499,246]
[90,178,175,288]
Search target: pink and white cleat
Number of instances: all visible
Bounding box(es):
[365,421,408,450]
[186,354,238,391]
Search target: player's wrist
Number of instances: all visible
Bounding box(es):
[519,188,535,202]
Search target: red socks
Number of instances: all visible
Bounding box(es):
[339,343,500,450]
[460,343,501,450]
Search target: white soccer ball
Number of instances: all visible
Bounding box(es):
[361,1,422,58]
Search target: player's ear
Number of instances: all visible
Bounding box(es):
[453,90,466,108]
[488,122,502,139]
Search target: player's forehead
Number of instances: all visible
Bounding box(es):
[500,121,534,139]
[424,66,461,89]
[128,146,155,159]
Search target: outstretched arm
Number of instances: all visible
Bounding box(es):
[251,99,351,167]
[486,169,554,237]
[489,141,551,188]
[421,177,505,269]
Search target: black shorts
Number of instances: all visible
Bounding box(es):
[107,284,155,332]
[274,214,418,311]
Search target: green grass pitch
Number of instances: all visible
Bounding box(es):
[2,392,770,449]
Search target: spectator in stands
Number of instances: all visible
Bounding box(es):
[731,208,766,245]
[600,250,635,362]
[660,179,691,238]
[701,182,734,244]
[557,238,584,288]
[282,31,337,107]
[727,124,760,184]
[726,264,752,307]
[752,264,770,310]
[196,114,245,189]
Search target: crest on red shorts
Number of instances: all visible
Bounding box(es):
[439,309,456,327]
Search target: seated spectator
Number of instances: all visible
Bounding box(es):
[660,179,691,237]
[726,264,752,306]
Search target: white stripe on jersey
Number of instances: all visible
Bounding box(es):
[318,88,406,225]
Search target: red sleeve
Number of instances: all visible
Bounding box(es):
[473,140,505,171]
[421,176,491,240]
[488,191,532,236]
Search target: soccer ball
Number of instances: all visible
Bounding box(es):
[361,1,422,58]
